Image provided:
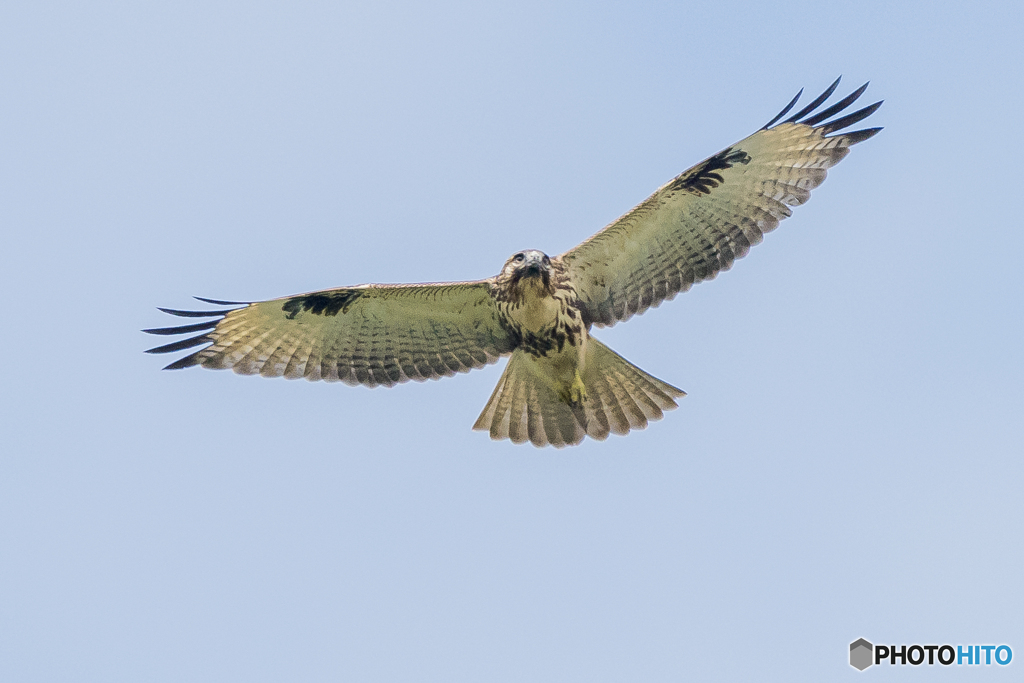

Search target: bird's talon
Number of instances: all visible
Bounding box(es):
[562,371,587,407]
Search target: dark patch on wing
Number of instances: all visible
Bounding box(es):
[282,289,364,318]
[669,147,752,196]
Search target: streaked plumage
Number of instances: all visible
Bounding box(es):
[146,78,882,447]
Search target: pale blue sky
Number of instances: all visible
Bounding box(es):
[2,1,1022,681]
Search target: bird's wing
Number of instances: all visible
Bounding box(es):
[144,281,515,387]
[560,78,882,327]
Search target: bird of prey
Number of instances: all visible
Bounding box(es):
[146,78,881,448]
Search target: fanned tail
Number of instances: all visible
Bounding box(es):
[472,339,685,448]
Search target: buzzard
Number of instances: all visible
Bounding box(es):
[146,78,881,447]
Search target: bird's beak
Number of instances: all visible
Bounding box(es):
[517,253,552,293]
[522,254,546,277]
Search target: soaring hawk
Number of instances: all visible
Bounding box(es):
[146,78,882,447]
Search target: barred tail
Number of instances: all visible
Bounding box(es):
[472,339,685,448]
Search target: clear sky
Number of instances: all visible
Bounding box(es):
[2,1,1022,681]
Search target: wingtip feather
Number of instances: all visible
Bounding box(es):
[840,126,883,144]
[783,76,842,124]
[763,78,881,138]
[142,320,220,336]
[801,81,869,127]
[194,296,248,306]
[162,352,204,370]
[157,306,236,318]
[761,88,803,130]
[145,334,213,355]
[820,100,884,135]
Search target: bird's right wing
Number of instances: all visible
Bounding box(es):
[560,78,882,327]
[145,281,515,387]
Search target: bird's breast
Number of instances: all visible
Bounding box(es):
[499,283,586,359]
[511,289,562,334]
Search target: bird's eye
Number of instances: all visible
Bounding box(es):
[513,253,525,262]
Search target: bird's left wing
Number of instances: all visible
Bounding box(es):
[560,78,882,327]
[145,281,515,387]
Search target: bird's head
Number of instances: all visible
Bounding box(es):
[498,249,553,297]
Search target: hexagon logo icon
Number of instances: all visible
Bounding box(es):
[850,638,873,671]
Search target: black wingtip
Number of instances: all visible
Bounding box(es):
[162,352,204,370]
[840,126,883,145]
[763,78,882,139]
[819,100,884,135]
[194,296,248,306]
[784,76,842,124]
[146,299,239,367]
[143,320,220,336]
[801,82,869,127]
[145,334,213,355]
[157,306,237,318]
[762,88,803,130]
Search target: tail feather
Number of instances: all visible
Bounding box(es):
[472,338,684,448]
[589,375,629,436]
[526,382,545,446]
[506,378,528,444]
[584,383,612,440]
